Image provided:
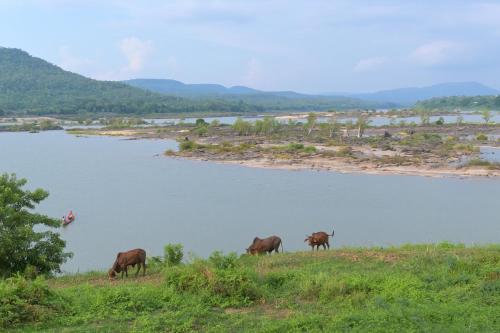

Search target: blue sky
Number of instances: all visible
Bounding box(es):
[1,0,500,93]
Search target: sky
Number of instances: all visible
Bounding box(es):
[1,0,500,93]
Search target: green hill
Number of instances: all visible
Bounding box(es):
[0,47,393,116]
[2,244,499,332]
[0,47,260,116]
[416,95,500,110]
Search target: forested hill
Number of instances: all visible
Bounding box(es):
[416,95,500,110]
[0,48,261,116]
[0,47,391,116]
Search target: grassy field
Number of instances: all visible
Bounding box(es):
[2,243,499,332]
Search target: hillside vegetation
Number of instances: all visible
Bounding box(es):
[0,48,388,117]
[3,244,499,332]
[416,95,500,110]
[0,48,260,116]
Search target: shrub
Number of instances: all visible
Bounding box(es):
[179,140,196,151]
[303,146,317,153]
[195,126,208,137]
[0,275,68,328]
[209,251,238,270]
[463,159,500,170]
[164,244,184,266]
[195,118,207,126]
[287,143,304,151]
[476,133,488,141]
[165,262,260,307]
[336,146,353,157]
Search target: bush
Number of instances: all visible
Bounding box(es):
[476,133,488,141]
[435,117,445,125]
[164,251,261,307]
[179,140,196,151]
[195,118,207,126]
[195,126,208,137]
[336,146,353,157]
[164,244,184,266]
[209,251,238,270]
[165,261,261,307]
[0,275,68,328]
[164,149,176,156]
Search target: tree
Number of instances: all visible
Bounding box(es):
[355,115,371,138]
[0,174,72,277]
[232,117,252,136]
[327,117,339,138]
[481,108,491,124]
[418,109,431,125]
[304,112,317,136]
[195,118,208,127]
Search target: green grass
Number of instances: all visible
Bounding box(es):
[4,244,500,332]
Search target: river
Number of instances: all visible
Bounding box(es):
[0,131,499,273]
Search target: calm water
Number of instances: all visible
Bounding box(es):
[1,131,499,273]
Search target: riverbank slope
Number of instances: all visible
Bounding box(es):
[4,244,499,332]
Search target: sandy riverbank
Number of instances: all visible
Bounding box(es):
[171,154,500,178]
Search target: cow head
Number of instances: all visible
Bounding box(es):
[246,246,259,255]
[108,269,117,279]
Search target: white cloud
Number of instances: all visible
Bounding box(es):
[409,41,461,66]
[119,37,153,72]
[353,57,387,72]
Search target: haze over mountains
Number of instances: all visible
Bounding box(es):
[343,82,499,106]
[125,79,499,107]
[1,47,498,116]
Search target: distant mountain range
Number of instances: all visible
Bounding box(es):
[124,79,394,110]
[334,82,499,106]
[125,79,499,107]
[1,46,498,116]
[125,79,334,100]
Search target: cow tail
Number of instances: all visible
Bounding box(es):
[331,228,335,237]
[280,240,284,253]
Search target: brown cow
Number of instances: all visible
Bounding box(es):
[305,229,335,251]
[108,248,146,279]
[246,236,283,255]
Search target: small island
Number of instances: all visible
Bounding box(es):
[68,111,500,178]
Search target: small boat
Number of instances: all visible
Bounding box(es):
[62,210,75,226]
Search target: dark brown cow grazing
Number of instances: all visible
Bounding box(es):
[305,229,335,251]
[246,236,283,255]
[108,248,146,279]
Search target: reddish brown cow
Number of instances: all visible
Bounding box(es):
[108,248,146,279]
[246,236,283,255]
[305,229,335,251]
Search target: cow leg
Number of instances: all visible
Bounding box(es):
[326,241,330,249]
[322,243,326,250]
[135,264,140,277]
[143,262,146,276]
[125,266,128,278]
[121,269,124,279]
